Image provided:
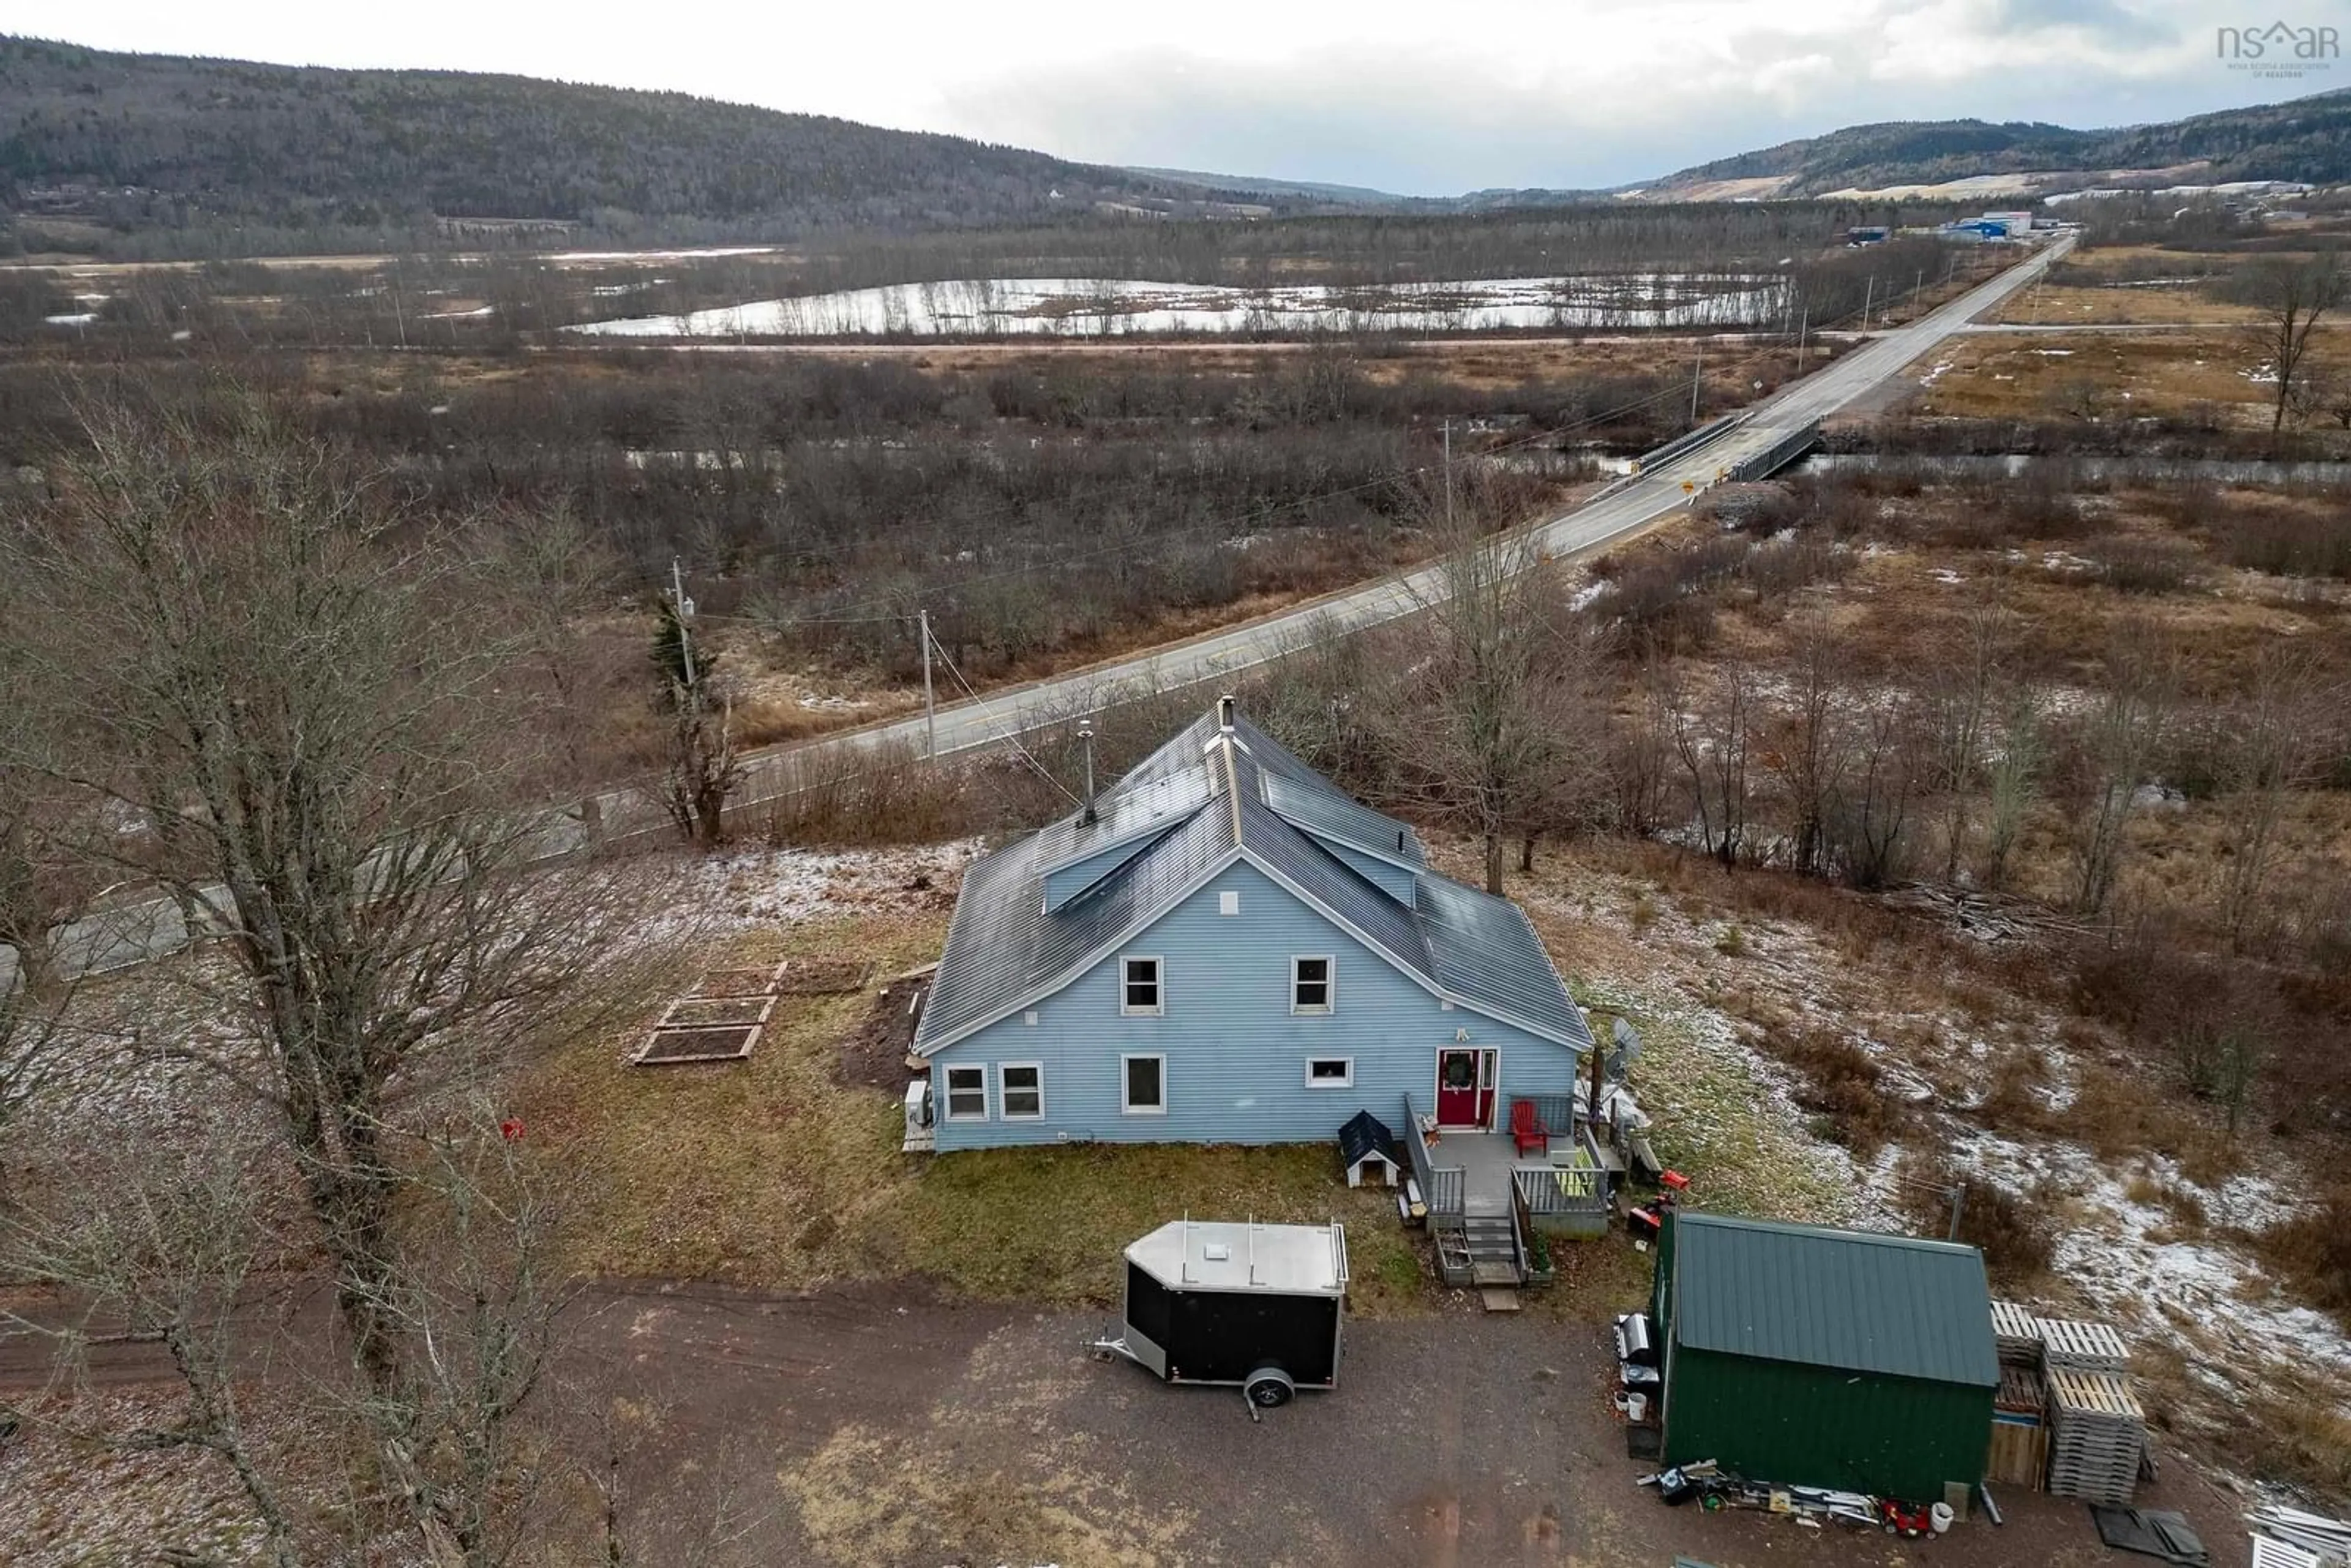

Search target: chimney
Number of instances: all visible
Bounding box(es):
[1079,719,1098,826]
[1218,693,1236,733]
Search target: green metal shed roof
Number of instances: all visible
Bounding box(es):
[1671,1213,1998,1388]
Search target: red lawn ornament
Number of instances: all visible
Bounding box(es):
[499,1118,525,1142]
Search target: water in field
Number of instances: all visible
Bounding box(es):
[566,273,1788,339]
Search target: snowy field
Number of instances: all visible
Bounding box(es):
[567,273,1788,339]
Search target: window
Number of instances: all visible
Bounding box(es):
[1305,1057,1353,1089]
[1218,890,1240,916]
[1122,1054,1166,1114]
[999,1062,1043,1120]
[944,1065,987,1121]
[1121,955,1163,1016]
[1291,955,1334,1015]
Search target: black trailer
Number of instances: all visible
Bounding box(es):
[1090,1219,1348,1411]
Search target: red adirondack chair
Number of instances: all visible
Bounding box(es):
[1510,1098,1550,1157]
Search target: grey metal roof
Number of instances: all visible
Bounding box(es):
[1671,1213,1999,1387]
[914,702,1590,1056]
[1261,768,1426,869]
[1415,877,1588,1045]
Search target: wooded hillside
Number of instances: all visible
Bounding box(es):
[0,36,1236,252]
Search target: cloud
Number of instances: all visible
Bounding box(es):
[936,10,2295,193]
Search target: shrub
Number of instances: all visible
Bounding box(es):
[2084,536,2200,596]
[1897,1150,2056,1288]
[2252,1190,2351,1329]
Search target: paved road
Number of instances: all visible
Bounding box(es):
[684,234,2073,825]
[26,237,2069,980]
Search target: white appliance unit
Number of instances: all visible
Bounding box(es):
[901,1076,935,1152]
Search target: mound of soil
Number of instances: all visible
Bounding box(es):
[838,972,931,1092]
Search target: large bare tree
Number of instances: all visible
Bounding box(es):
[0,396,631,1562]
[1381,516,1602,895]
[2240,253,2343,432]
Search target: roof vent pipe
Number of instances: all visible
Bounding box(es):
[1218,693,1236,733]
[1079,719,1098,826]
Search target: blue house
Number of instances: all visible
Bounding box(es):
[906,698,1595,1178]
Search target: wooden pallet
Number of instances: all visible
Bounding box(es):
[1990,1300,2042,1364]
[2045,1368,2142,1420]
[2039,1318,2130,1374]
[1996,1365,2045,1415]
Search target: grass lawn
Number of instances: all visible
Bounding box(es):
[522,905,1430,1316]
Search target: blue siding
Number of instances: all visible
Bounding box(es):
[930,861,1583,1150]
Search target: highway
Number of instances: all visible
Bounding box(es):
[690,234,2075,823]
[30,236,2070,980]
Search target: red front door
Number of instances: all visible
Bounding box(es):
[1436,1048,1481,1127]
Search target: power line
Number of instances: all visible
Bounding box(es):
[923,629,1080,806]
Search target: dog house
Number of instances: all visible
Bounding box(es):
[1338,1109,1401,1188]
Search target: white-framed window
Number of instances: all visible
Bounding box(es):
[1120,955,1163,1016]
[1121,1053,1166,1115]
[999,1062,1044,1120]
[1304,1057,1354,1089]
[1291,955,1335,1015]
[943,1064,988,1121]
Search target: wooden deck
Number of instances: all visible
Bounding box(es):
[1420,1123,1577,1217]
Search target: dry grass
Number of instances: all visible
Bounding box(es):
[1910,330,2319,424]
[522,907,1430,1316]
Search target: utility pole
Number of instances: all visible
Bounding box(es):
[669,557,697,692]
[1861,275,1875,334]
[1947,1179,1969,1243]
[1796,304,1809,372]
[918,608,936,761]
[1690,351,1703,424]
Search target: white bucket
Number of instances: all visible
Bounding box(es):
[1626,1391,1649,1423]
[1930,1502,1954,1534]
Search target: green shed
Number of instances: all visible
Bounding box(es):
[1651,1212,1998,1501]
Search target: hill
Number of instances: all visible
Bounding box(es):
[1640,89,2351,200]
[0,36,1268,255]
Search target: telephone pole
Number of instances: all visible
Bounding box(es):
[1689,351,1703,424]
[1796,304,1810,372]
[1861,275,1875,333]
[669,557,697,692]
[918,608,936,760]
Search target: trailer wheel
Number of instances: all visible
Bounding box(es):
[1243,1367,1295,1408]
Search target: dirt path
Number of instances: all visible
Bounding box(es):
[4,1278,2253,1566]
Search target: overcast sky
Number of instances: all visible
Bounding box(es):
[2,1,2333,193]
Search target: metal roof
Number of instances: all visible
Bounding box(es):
[1670,1213,1999,1388]
[1127,1219,1346,1296]
[913,702,1591,1056]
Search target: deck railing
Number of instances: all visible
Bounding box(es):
[1401,1095,1464,1221]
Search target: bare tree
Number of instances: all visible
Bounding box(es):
[1668,659,1755,869]
[2216,646,2331,951]
[1829,699,1922,891]
[653,597,746,847]
[1921,603,2010,882]
[0,397,634,1563]
[0,1126,305,1568]
[2239,254,2343,432]
[1380,515,1595,895]
[2069,628,2179,916]
[1980,685,2044,893]
[1764,611,1851,877]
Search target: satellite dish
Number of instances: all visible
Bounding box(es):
[1613,1018,1643,1064]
